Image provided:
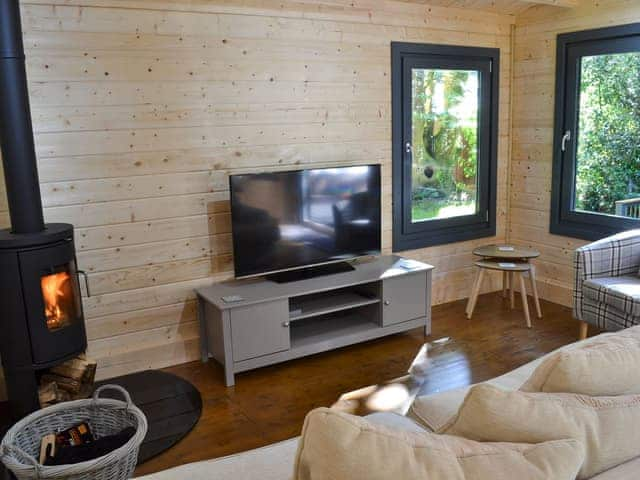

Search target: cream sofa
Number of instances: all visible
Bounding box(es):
[139,333,640,480]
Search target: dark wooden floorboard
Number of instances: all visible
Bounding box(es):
[134,292,585,477]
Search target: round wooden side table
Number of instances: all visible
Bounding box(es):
[466,244,542,328]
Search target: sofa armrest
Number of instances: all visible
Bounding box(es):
[574,229,640,320]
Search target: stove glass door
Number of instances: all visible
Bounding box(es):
[41,261,82,331]
[19,239,87,365]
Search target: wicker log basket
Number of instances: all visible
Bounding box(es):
[1,385,148,480]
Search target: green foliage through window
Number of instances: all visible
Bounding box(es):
[411,69,479,222]
[574,52,640,217]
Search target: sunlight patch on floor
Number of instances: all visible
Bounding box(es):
[331,343,429,416]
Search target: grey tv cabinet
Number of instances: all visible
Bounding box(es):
[195,255,433,386]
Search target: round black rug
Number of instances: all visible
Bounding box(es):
[95,370,202,465]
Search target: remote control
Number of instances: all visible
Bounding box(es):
[222,295,244,303]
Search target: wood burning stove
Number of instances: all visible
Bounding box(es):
[0,228,88,418]
[7,232,86,365]
[0,0,88,420]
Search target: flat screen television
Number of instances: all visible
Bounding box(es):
[229,164,381,279]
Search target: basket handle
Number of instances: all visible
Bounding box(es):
[93,384,133,409]
[1,443,42,479]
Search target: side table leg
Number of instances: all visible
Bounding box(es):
[502,271,508,298]
[509,272,515,309]
[466,267,480,316]
[467,268,485,319]
[528,266,542,318]
[518,273,532,328]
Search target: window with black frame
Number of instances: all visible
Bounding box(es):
[550,23,640,240]
[391,42,499,251]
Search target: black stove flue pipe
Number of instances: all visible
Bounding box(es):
[0,0,45,234]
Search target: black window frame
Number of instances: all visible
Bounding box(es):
[391,42,499,252]
[550,23,640,240]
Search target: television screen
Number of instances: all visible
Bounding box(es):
[230,165,381,278]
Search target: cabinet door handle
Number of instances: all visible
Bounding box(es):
[282,321,290,327]
[384,300,390,306]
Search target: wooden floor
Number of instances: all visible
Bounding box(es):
[134,292,584,477]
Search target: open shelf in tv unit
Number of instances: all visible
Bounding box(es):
[289,285,380,321]
[289,312,379,349]
[196,255,433,386]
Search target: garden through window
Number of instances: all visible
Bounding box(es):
[392,43,498,250]
[574,52,640,217]
[410,69,479,223]
[550,24,640,240]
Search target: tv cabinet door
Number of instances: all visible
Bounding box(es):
[381,273,427,326]
[230,299,290,362]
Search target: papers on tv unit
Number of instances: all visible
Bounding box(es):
[396,259,424,271]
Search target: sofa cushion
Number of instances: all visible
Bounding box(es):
[521,325,640,395]
[441,384,640,479]
[583,276,640,317]
[135,437,299,480]
[589,455,640,480]
[410,330,640,431]
[295,408,585,480]
[410,353,547,431]
[364,412,427,433]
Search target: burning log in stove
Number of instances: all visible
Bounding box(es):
[41,270,80,331]
[38,354,97,408]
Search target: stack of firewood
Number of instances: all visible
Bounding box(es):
[38,354,97,408]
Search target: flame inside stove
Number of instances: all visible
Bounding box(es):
[41,271,72,330]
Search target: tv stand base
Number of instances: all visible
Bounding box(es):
[196,255,433,386]
[267,261,355,283]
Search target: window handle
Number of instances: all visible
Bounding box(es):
[561,130,571,152]
[405,142,412,154]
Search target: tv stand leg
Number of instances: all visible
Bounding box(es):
[197,297,209,364]
[423,316,431,337]
[225,367,235,387]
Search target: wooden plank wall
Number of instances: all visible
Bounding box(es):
[511,0,640,307]
[0,0,513,393]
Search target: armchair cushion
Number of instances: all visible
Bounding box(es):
[581,296,635,331]
[583,276,640,317]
